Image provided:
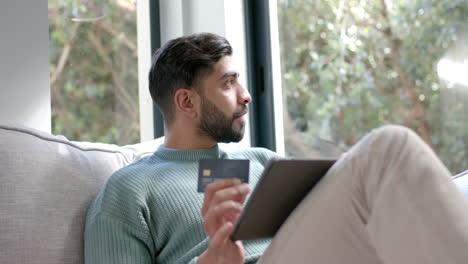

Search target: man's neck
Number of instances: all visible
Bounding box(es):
[164,126,217,150]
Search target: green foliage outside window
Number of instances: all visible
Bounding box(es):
[278,0,468,173]
[49,0,139,145]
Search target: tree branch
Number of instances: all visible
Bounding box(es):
[98,22,138,57]
[87,30,138,120]
[50,22,82,135]
[50,22,80,86]
[379,0,432,146]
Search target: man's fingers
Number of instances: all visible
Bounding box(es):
[202,178,244,215]
[210,183,250,206]
[204,201,242,235]
[209,222,235,250]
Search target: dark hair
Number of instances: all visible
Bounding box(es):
[148,32,233,122]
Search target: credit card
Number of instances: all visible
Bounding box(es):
[197,159,250,192]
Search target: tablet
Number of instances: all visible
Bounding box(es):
[231,159,337,241]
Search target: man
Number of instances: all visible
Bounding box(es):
[84,33,468,264]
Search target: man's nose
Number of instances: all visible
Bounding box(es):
[238,84,252,105]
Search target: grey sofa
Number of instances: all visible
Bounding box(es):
[0,124,467,264]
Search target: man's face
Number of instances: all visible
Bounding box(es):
[197,56,251,143]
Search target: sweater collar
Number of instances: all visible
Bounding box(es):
[154,144,225,161]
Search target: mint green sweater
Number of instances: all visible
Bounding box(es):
[84,145,279,264]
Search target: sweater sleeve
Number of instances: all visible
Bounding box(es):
[84,213,155,264]
[85,213,202,264]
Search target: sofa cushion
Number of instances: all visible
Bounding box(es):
[0,125,162,264]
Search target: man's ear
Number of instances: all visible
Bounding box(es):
[174,88,200,119]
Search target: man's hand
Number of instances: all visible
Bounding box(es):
[198,178,251,264]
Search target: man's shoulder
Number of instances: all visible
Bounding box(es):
[241,147,279,157]
[109,155,154,182]
[86,156,158,222]
[105,153,190,191]
[223,146,281,163]
[100,155,166,197]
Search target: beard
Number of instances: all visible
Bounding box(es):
[197,96,246,143]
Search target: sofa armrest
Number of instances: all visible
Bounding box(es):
[453,170,468,196]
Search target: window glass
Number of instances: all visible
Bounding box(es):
[49,0,140,145]
[277,0,468,173]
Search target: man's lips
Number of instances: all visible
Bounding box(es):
[234,107,248,119]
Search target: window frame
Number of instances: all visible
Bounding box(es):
[243,0,285,153]
[149,0,165,139]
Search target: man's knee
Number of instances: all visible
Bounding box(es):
[371,125,419,143]
[363,125,425,155]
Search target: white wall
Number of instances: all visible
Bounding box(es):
[0,0,51,132]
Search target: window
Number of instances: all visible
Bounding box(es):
[276,0,468,173]
[49,0,140,145]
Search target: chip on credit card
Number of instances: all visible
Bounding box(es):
[197,159,250,193]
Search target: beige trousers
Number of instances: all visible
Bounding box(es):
[258,125,468,264]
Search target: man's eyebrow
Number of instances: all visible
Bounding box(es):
[220,71,239,80]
